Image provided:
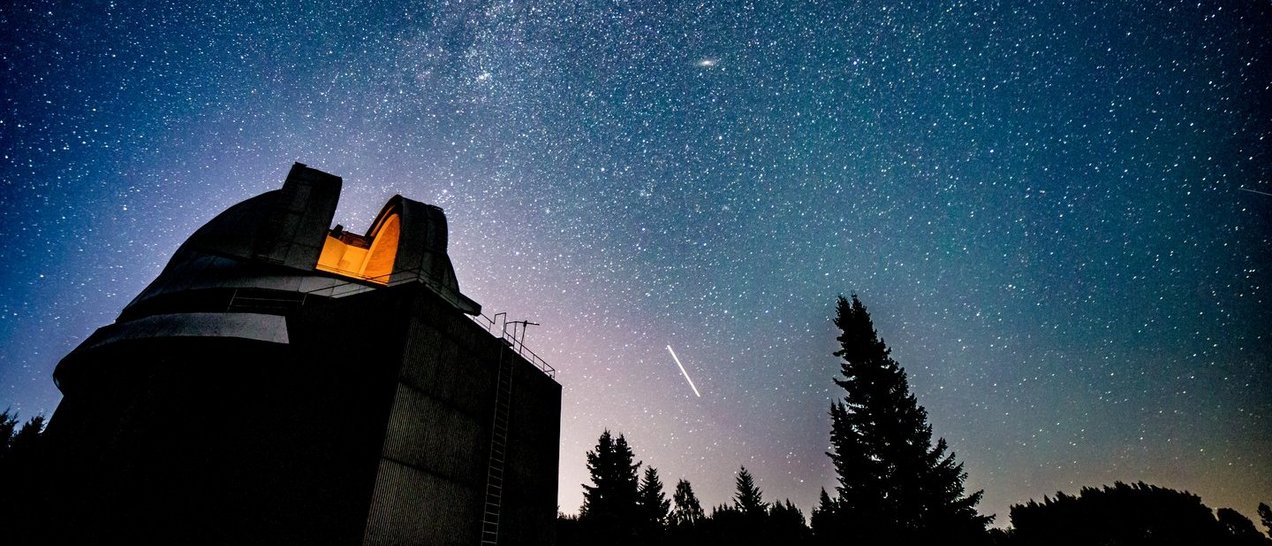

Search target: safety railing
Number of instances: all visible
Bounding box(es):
[467,313,556,379]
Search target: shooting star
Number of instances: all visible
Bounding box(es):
[666,345,702,398]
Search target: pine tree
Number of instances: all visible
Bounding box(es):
[670,479,704,528]
[824,295,990,544]
[768,499,812,544]
[8,416,44,458]
[0,409,22,530]
[0,413,45,544]
[1260,503,1272,539]
[636,466,670,539]
[706,503,746,546]
[811,488,844,545]
[580,430,642,543]
[1218,508,1267,544]
[733,466,767,517]
[0,409,18,462]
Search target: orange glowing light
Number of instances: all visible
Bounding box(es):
[316,210,401,284]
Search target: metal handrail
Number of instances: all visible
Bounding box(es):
[467,313,557,379]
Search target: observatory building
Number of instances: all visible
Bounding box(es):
[42,164,561,545]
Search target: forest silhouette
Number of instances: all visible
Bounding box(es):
[556,296,1272,546]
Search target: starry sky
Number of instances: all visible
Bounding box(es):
[2,0,1270,525]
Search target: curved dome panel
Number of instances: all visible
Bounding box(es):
[122,163,479,319]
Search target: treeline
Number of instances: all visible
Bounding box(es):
[558,429,1272,546]
[0,409,46,543]
[1007,482,1272,546]
[558,296,1272,546]
[556,430,811,546]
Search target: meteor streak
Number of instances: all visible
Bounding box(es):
[666,345,702,398]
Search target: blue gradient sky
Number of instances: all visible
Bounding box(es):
[2,0,1269,523]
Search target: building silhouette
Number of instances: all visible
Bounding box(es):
[42,164,561,545]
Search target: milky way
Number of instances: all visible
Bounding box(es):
[2,0,1269,523]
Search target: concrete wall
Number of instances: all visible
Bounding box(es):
[362,285,561,546]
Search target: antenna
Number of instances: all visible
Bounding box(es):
[503,320,539,356]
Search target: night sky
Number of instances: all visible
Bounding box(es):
[2,0,1270,524]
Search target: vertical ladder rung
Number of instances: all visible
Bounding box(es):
[481,349,516,545]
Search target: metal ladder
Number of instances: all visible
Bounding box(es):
[479,348,514,545]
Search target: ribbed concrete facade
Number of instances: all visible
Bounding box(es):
[361,286,560,546]
[40,164,560,546]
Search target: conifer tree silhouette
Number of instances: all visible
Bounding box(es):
[636,466,670,540]
[666,478,705,546]
[580,430,641,544]
[1260,503,1272,540]
[822,295,989,545]
[670,479,704,528]
[733,466,767,517]
[0,412,46,544]
[0,409,17,463]
[1218,507,1271,545]
[768,499,812,544]
[811,488,844,545]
